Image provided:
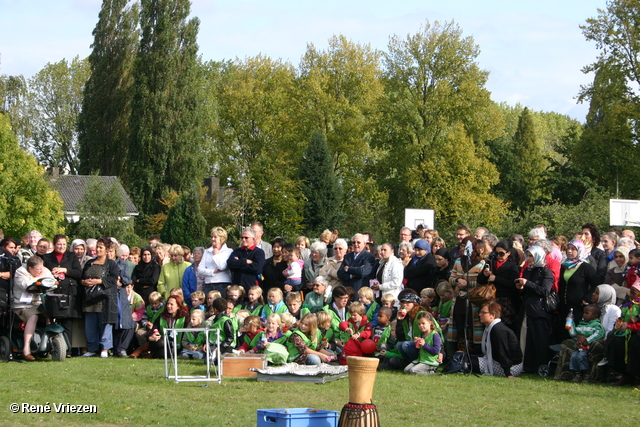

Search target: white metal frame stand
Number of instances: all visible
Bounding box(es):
[163,327,222,384]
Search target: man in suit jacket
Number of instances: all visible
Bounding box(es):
[337,234,375,292]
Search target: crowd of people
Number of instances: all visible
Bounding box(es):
[1,222,639,385]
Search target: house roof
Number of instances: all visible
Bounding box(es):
[47,175,138,215]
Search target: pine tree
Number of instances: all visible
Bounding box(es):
[160,187,206,248]
[78,0,139,176]
[511,107,544,210]
[127,0,204,217]
[299,129,343,234]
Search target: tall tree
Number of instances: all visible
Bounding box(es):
[25,57,90,174]
[510,107,545,210]
[78,0,139,176]
[299,130,343,234]
[0,74,31,150]
[160,186,206,248]
[127,0,204,217]
[207,56,305,238]
[376,20,505,231]
[0,113,64,238]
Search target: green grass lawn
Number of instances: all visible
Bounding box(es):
[0,357,638,426]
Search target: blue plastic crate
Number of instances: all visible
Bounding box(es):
[257,408,339,427]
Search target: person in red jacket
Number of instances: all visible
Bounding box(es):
[338,301,373,364]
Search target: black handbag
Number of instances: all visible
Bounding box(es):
[543,289,558,313]
[85,284,108,305]
[83,263,107,305]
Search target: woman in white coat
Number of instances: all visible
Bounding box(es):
[199,227,234,294]
[372,243,404,307]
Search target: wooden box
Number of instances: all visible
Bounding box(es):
[222,353,267,378]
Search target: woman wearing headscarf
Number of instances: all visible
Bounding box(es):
[132,247,161,305]
[604,246,630,305]
[404,239,436,294]
[477,240,521,335]
[70,238,91,269]
[558,239,600,341]
[515,245,555,373]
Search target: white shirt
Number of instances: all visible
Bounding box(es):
[198,244,233,284]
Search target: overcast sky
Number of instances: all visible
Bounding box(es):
[0,0,607,121]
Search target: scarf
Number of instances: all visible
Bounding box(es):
[526,246,546,268]
[482,318,501,376]
[562,239,587,270]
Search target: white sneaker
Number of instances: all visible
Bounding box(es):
[82,352,96,357]
[100,351,109,358]
[119,350,127,357]
[597,357,608,367]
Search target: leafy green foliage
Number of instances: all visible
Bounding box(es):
[72,175,135,241]
[127,0,204,215]
[24,57,89,174]
[299,130,343,235]
[160,187,207,248]
[78,0,139,177]
[376,20,506,232]
[509,107,545,210]
[0,113,64,238]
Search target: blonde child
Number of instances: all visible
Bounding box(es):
[380,293,398,321]
[316,310,336,353]
[244,286,264,316]
[358,287,380,327]
[256,313,287,352]
[404,311,441,375]
[283,248,304,291]
[180,309,206,360]
[262,288,289,318]
[286,292,310,325]
[205,290,222,320]
[237,315,263,353]
[131,291,164,358]
[339,302,374,363]
[280,312,295,337]
[295,236,311,261]
[420,288,436,309]
[225,285,245,314]
[190,290,206,312]
[169,287,186,306]
[286,313,331,364]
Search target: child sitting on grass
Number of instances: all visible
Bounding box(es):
[225,285,245,314]
[244,286,264,316]
[262,287,289,318]
[205,290,221,319]
[373,306,393,356]
[131,291,164,358]
[404,311,441,375]
[207,298,236,354]
[339,302,373,364]
[181,309,206,360]
[567,304,604,383]
[256,314,287,351]
[435,280,454,332]
[237,315,264,353]
[286,292,310,326]
[316,310,336,352]
[359,287,380,327]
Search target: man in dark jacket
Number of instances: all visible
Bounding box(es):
[337,234,375,292]
[227,227,266,292]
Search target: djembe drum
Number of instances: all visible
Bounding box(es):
[338,356,380,427]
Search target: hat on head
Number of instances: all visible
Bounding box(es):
[414,239,431,252]
[399,293,421,304]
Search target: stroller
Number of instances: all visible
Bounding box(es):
[537,344,562,377]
